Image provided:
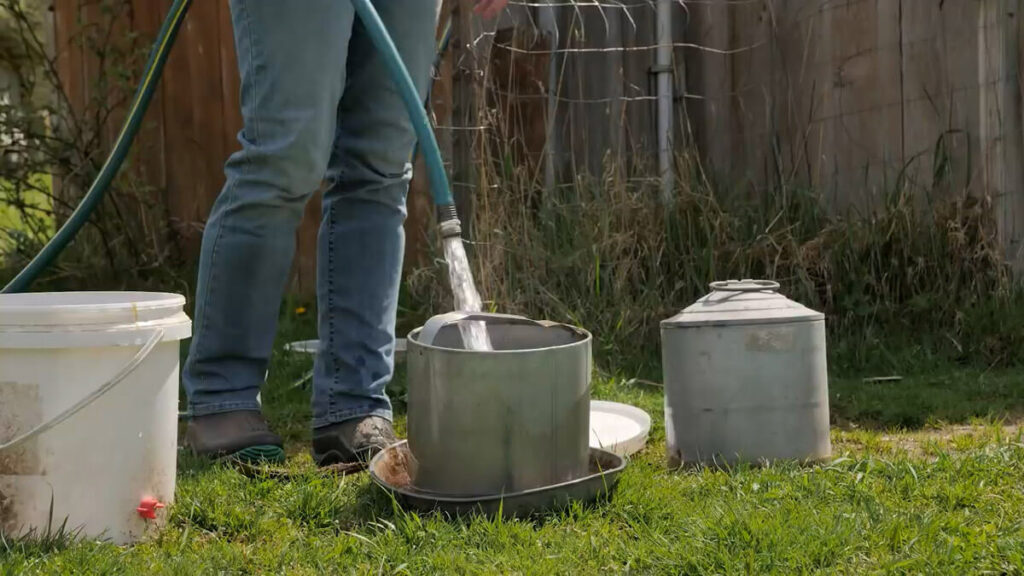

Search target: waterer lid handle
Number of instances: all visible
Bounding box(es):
[709,279,781,293]
[419,311,545,347]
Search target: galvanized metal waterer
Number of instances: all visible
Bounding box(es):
[367,312,630,516]
[660,279,831,466]
[407,312,593,496]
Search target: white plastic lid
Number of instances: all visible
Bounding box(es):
[589,400,651,457]
[286,338,407,362]
[285,340,320,354]
[662,280,823,328]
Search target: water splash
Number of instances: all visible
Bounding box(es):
[442,236,493,351]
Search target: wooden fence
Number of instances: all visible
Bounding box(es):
[50,0,1024,289]
[686,0,1024,270]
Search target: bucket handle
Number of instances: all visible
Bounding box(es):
[419,312,548,347]
[709,279,781,292]
[0,328,164,454]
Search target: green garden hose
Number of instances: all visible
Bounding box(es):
[3,0,460,293]
[2,0,192,294]
[349,0,462,234]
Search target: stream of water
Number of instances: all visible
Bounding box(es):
[442,236,494,351]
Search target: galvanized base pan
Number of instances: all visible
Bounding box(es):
[369,441,627,517]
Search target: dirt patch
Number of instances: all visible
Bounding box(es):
[882,424,1022,457]
[834,423,1024,460]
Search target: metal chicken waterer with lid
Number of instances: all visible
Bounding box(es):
[660,279,831,466]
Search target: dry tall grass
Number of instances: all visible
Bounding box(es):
[405,149,1018,374]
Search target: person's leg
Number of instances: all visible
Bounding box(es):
[311,0,442,465]
[183,0,354,461]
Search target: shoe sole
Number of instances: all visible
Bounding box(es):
[225,444,286,465]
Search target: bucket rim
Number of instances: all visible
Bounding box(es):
[407,321,591,354]
[0,291,187,327]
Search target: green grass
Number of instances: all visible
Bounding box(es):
[831,369,1024,430]
[0,174,54,266]
[5,315,1024,574]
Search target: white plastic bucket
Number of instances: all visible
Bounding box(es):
[0,292,191,544]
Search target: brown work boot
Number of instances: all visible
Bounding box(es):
[312,416,397,469]
[185,410,285,465]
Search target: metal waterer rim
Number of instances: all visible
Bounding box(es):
[408,312,593,355]
[369,441,627,517]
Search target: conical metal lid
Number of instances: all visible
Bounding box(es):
[661,280,824,328]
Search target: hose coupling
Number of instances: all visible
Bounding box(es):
[436,204,462,238]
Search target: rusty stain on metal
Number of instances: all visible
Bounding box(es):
[744,327,796,352]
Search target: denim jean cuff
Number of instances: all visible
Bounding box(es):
[189,400,263,417]
[312,407,393,430]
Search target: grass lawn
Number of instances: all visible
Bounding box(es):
[3,315,1024,574]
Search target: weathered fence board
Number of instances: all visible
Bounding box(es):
[685,0,1024,268]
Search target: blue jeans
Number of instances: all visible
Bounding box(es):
[183,0,440,428]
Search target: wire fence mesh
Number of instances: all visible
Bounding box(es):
[436,0,692,192]
[436,0,1024,227]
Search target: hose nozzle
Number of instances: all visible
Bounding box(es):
[436,204,462,238]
